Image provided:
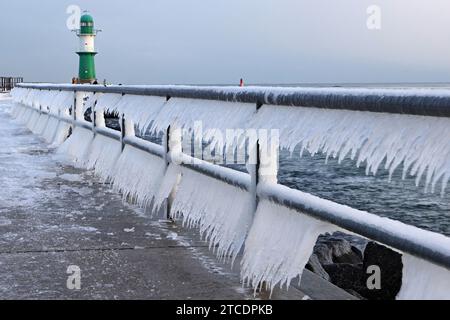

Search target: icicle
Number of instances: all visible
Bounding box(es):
[57,127,94,165]
[84,134,122,181]
[41,117,60,143]
[10,103,23,118]
[105,94,166,134]
[111,145,166,208]
[241,200,338,294]
[170,167,253,262]
[51,122,71,147]
[32,114,50,135]
[17,107,32,124]
[26,110,41,132]
[95,93,122,112]
[152,163,182,211]
[397,254,450,300]
[249,105,450,194]
[149,98,255,150]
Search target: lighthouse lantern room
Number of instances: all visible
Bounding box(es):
[75,12,99,84]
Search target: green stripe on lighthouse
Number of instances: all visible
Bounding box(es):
[78,52,97,81]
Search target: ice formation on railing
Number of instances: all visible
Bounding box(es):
[249,105,450,194]
[241,200,338,293]
[111,145,166,208]
[94,93,122,113]
[57,127,94,166]
[51,121,71,147]
[170,167,253,262]
[397,254,450,300]
[9,87,450,300]
[150,98,256,150]
[153,163,182,212]
[26,110,40,132]
[10,88,73,146]
[85,135,122,181]
[49,91,74,115]
[32,114,49,135]
[105,95,166,134]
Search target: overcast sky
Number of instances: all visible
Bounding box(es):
[1,0,450,85]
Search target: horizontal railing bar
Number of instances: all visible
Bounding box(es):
[96,127,121,141]
[16,83,450,118]
[123,135,251,190]
[123,136,165,157]
[74,120,93,131]
[258,183,450,270]
[177,153,251,190]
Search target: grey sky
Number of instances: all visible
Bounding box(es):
[1,0,450,85]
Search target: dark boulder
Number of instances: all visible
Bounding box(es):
[306,254,330,281]
[314,237,363,265]
[361,241,403,300]
[323,263,366,294]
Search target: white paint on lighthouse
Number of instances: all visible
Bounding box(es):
[79,35,95,53]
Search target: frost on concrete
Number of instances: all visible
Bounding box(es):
[170,167,253,262]
[249,105,450,195]
[241,200,338,294]
[397,254,450,300]
[111,145,166,209]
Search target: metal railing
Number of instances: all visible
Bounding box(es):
[1,77,23,92]
[15,83,450,272]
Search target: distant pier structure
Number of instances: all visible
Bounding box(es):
[75,12,100,84]
[0,77,23,92]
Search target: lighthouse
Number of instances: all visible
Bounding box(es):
[76,12,99,84]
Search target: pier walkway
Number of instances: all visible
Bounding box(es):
[0,94,353,300]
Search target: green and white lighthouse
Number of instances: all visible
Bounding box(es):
[76,12,99,83]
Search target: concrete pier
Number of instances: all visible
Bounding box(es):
[0,95,354,300]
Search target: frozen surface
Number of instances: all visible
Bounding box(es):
[397,254,450,300]
[111,145,166,208]
[85,135,122,181]
[153,164,181,212]
[241,200,337,293]
[8,88,450,299]
[249,105,450,195]
[2,95,307,300]
[150,98,256,150]
[104,94,166,133]
[57,127,94,166]
[171,167,253,262]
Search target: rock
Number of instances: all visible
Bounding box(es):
[361,242,403,300]
[314,237,363,265]
[306,254,330,281]
[308,236,403,300]
[323,263,366,294]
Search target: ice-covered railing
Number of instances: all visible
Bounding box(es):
[10,83,450,300]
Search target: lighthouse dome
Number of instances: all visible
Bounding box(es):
[80,13,94,34]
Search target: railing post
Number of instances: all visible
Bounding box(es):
[163,125,171,219]
[163,125,171,169]
[249,140,260,215]
[120,113,135,151]
[249,132,279,215]
[74,91,84,123]
[94,103,105,130]
[163,124,182,220]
